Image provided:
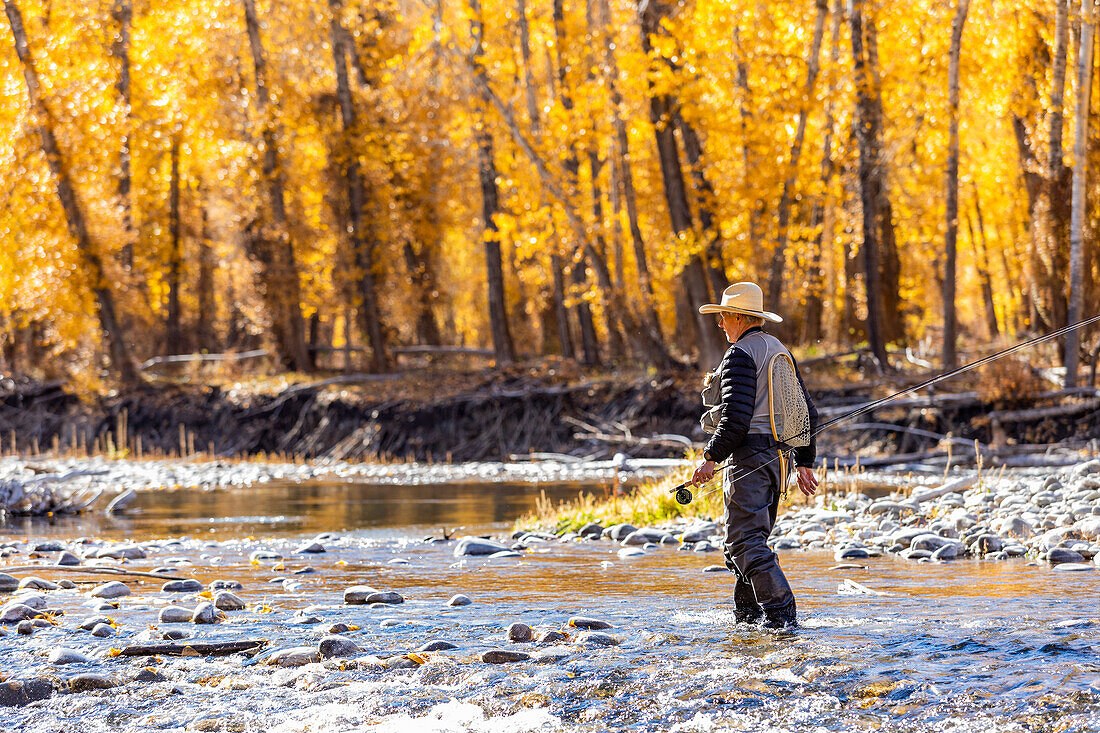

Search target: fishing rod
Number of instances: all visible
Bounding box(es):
[669,313,1100,506]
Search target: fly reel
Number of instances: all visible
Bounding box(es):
[673,486,694,505]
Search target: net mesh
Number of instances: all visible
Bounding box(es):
[768,353,810,448]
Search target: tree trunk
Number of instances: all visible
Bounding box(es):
[551,253,575,358]
[675,111,726,300]
[1066,0,1097,387]
[639,0,724,367]
[804,0,844,345]
[1040,0,1072,332]
[111,0,134,271]
[552,0,600,365]
[587,148,628,361]
[196,198,217,351]
[942,0,970,369]
[166,134,184,354]
[863,10,904,343]
[767,0,829,309]
[470,0,516,364]
[965,208,1000,339]
[848,0,890,369]
[241,0,311,372]
[4,0,141,384]
[329,0,389,372]
[596,0,664,345]
[402,242,443,346]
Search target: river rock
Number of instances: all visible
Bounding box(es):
[569,616,612,630]
[158,606,193,623]
[133,668,168,683]
[90,623,115,638]
[33,541,65,552]
[18,576,59,591]
[1047,548,1085,564]
[0,603,40,623]
[931,544,959,561]
[418,640,458,652]
[909,534,962,553]
[384,656,419,671]
[1076,516,1100,539]
[834,547,870,561]
[249,550,282,562]
[78,616,111,631]
[327,623,351,634]
[481,650,530,664]
[344,586,379,604]
[16,620,34,635]
[213,592,245,611]
[488,550,522,558]
[369,591,404,605]
[191,602,220,624]
[15,594,47,610]
[318,635,360,659]
[578,523,604,539]
[266,647,321,667]
[210,579,244,591]
[162,579,203,593]
[162,629,189,641]
[446,594,472,607]
[603,524,638,542]
[89,581,131,599]
[618,547,645,559]
[69,674,118,693]
[57,551,82,566]
[974,535,1003,554]
[621,528,673,546]
[295,542,325,554]
[453,537,512,557]
[537,630,569,644]
[1052,563,1094,572]
[703,565,729,572]
[96,544,145,560]
[507,622,534,642]
[532,647,571,664]
[0,573,17,592]
[0,678,55,707]
[993,517,1035,539]
[575,631,619,647]
[48,648,90,665]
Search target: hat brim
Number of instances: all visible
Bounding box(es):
[698,304,783,323]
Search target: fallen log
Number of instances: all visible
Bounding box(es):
[987,397,1100,424]
[118,640,268,657]
[139,349,268,371]
[0,565,186,581]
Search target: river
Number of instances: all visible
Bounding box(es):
[1,478,1098,732]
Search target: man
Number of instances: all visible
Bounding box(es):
[691,282,818,629]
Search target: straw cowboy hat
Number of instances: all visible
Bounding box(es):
[698,282,783,323]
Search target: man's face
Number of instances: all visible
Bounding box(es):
[717,312,740,343]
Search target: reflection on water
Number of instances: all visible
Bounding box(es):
[1,479,617,540]
[0,479,1098,732]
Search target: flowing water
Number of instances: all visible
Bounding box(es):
[2,478,1099,732]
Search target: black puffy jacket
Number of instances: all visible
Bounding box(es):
[702,327,818,468]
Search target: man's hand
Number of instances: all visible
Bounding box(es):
[692,459,716,487]
[796,466,818,496]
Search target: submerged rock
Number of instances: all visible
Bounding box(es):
[0,603,40,623]
[161,579,203,593]
[69,674,119,693]
[1048,548,1085,564]
[537,630,569,644]
[0,678,55,707]
[158,606,193,624]
[295,542,326,554]
[191,602,220,624]
[96,544,145,560]
[703,565,729,573]
[89,581,130,599]
[575,631,620,647]
[318,635,360,659]
[48,648,90,665]
[618,547,645,559]
[1052,562,1094,572]
[834,547,870,561]
[569,616,612,630]
[446,594,472,607]
[507,622,534,642]
[453,537,512,557]
[418,640,458,652]
[213,592,246,611]
[133,668,168,683]
[210,579,244,591]
[90,623,115,638]
[265,647,321,667]
[18,577,59,591]
[16,620,34,635]
[481,650,530,664]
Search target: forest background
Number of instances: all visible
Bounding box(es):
[1,0,1098,392]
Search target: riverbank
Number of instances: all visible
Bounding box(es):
[518,456,1100,567]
